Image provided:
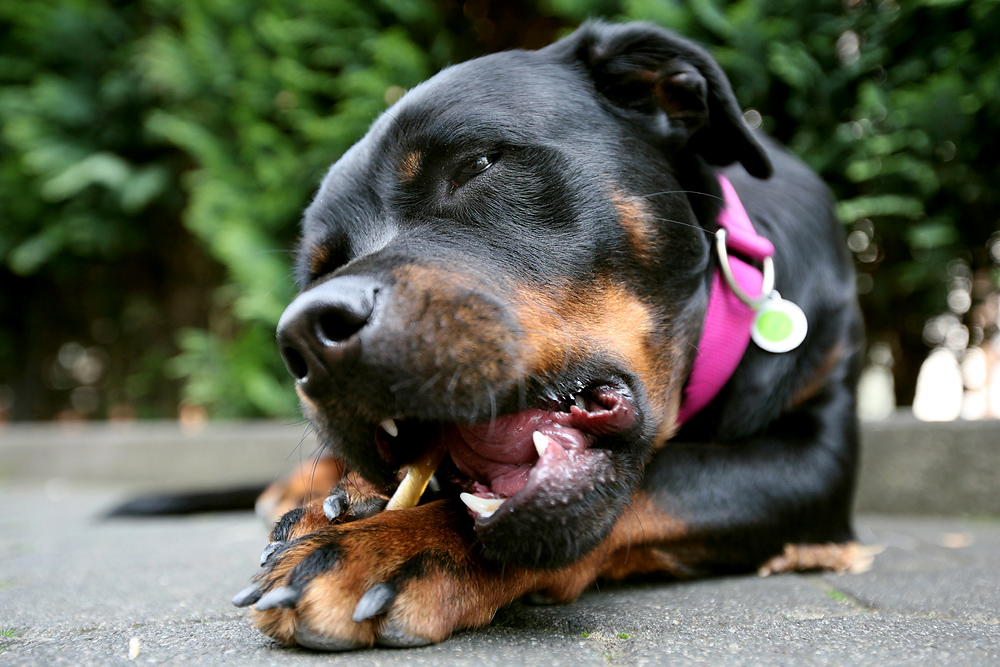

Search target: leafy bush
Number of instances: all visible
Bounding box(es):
[1,0,453,418]
[2,0,997,419]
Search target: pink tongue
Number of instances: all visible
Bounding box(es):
[445,409,583,497]
[457,409,551,463]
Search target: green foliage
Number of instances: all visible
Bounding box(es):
[2,0,998,417]
[602,0,1000,398]
[1,0,451,418]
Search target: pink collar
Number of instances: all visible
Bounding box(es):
[675,175,775,426]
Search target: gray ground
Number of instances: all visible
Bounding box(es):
[1,417,998,665]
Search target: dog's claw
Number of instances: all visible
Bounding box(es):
[323,492,348,522]
[352,582,397,622]
[260,541,285,567]
[232,583,263,608]
[254,585,301,611]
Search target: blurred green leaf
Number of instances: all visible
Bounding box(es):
[3,0,999,417]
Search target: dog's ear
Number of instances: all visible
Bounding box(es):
[564,21,771,179]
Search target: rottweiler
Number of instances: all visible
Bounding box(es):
[231,20,866,650]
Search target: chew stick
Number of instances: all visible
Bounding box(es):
[384,442,448,511]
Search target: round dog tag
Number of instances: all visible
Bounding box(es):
[751,292,807,353]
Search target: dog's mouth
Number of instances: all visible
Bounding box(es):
[373,382,638,526]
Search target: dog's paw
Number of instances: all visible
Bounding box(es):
[757,541,883,577]
[246,473,392,574]
[233,499,505,650]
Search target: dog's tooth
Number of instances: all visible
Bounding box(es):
[459,493,505,518]
[380,419,399,437]
[574,394,588,411]
[532,431,552,458]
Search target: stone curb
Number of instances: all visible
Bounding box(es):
[1,412,998,515]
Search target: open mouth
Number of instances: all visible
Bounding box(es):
[374,383,638,524]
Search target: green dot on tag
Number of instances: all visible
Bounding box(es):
[751,293,808,354]
[756,310,793,342]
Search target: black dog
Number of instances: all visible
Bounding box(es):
[233,20,864,650]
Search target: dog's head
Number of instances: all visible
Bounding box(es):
[276,21,770,568]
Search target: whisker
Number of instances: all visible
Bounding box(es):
[647,214,714,235]
[272,423,318,483]
[446,367,465,423]
[486,384,498,438]
[638,189,724,203]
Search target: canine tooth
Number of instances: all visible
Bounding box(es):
[533,431,553,458]
[459,493,505,518]
[575,394,588,411]
[380,419,399,437]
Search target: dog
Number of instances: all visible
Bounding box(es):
[231,20,866,650]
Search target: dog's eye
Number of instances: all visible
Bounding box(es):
[451,155,494,190]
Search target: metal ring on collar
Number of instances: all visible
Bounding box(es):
[714,228,775,310]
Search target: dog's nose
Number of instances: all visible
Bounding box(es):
[276,275,380,383]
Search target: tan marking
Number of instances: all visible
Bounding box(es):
[253,501,516,647]
[399,150,422,181]
[513,278,691,447]
[596,493,689,579]
[513,279,657,382]
[383,265,696,443]
[529,491,689,602]
[308,243,331,278]
[610,190,658,261]
[786,344,843,410]
[251,493,692,647]
[295,384,319,422]
[757,541,881,577]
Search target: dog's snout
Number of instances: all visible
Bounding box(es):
[276,275,380,382]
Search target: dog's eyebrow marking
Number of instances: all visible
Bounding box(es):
[399,150,423,182]
[308,243,332,277]
[610,190,658,261]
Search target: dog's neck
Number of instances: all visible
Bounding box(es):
[676,175,774,425]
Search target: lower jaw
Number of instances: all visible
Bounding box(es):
[466,469,633,569]
[458,443,618,522]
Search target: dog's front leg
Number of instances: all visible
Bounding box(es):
[234,498,555,650]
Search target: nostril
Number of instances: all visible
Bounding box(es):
[275,275,380,382]
[315,308,368,346]
[281,345,309,381]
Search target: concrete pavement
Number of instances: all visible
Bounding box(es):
[0,416,998,665]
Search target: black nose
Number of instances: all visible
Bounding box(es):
[276,275,380,383]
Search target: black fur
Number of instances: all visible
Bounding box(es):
[276,20,860,573]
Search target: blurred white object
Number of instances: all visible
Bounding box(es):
[913,347,963,422]
[857,342,896,421]
[988,352,1000,418]
[960,346,988,420]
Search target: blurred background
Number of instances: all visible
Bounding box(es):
[1,0,998,425]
